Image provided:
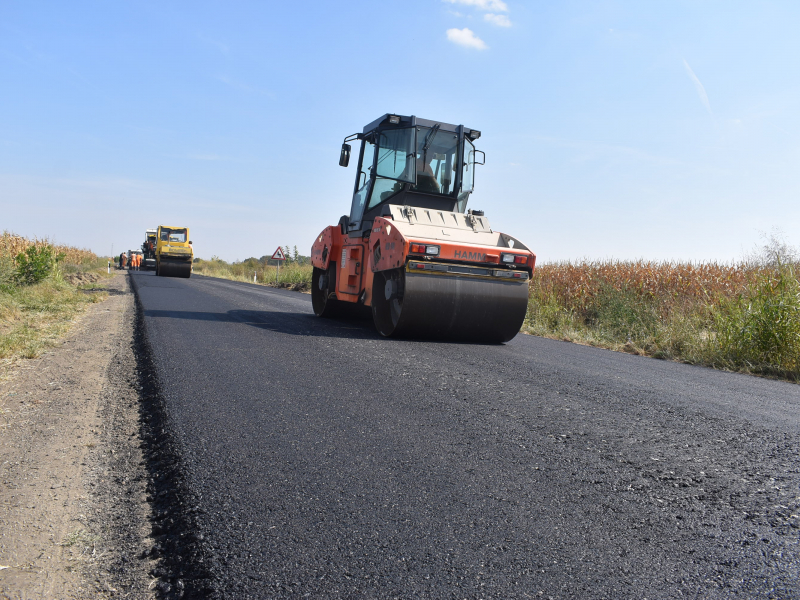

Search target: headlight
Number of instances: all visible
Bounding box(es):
[501,253,526,264]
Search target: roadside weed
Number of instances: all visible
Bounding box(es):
[525,256,799,380]
[1,232,108,369]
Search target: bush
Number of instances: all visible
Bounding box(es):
[713,263,800,376]
[15,244,65,285]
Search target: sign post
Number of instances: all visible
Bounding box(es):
[271,246,286,284]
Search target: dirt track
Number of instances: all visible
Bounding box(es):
[0,272,154,599]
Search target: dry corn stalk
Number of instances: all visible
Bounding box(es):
[530,260,768,318]
[1,231,97,264]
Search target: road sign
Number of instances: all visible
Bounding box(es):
[271,247,286,261]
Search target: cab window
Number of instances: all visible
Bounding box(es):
[412,127,458,195]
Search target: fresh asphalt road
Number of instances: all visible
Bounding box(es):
[130,271,800,599]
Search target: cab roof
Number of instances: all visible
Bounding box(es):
[362,114,479,140]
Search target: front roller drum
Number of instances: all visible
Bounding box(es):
[158,258,192,278]
[312,264,371,320]
[372,268,529,343]
[312,264,340,317]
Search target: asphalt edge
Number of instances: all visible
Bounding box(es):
[130,274,217,599]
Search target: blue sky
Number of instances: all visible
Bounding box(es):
[1,0,798,262]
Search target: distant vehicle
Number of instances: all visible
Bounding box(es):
[141,228,157,270]
[155,225,193,278]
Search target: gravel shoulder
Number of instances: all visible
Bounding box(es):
[0,272,155,599]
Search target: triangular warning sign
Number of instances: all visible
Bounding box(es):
[271,247,286,260]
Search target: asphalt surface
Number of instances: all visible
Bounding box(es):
[130,270,800,599]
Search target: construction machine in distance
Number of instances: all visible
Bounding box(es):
[310,114,535,343]
[155,225,193,278]
[141,229,157,270]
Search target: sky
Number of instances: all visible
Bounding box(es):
[1,0,799,263]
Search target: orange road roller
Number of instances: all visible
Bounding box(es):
[310,114,535,343]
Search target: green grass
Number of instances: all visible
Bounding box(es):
[60,256,114,275]
[0,254,109,374]
[710,263,800,377]
[59,528,100,553]
[193,257,313,290]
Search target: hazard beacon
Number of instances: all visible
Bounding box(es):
[310,114,536,343]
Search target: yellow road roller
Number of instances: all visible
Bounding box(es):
[155,225,193,278]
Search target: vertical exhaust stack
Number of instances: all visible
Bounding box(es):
[310,114,535,343]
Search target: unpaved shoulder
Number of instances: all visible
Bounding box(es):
[0,273,154,599]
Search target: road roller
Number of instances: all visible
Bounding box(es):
[155,225,193,278]
[310,114,536,343]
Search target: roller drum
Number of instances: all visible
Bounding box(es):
[372,268,529,343]
[158,258,192,278]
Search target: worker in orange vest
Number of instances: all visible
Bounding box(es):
[134,254,140,270]
[121,253,127,269]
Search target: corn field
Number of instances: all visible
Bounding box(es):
[526,259,800,380]
[1,231,97,265]
[530,260,763,319]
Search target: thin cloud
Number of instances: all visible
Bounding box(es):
[216,75,276,98]
[186,154,229,161]
[534,135,684,168]
[198,33,229,55]
[484,13,511,27]
[683,59,712,116]
[443,0,508,12]
[446,28,488,50]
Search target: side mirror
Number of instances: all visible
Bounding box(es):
[339,143,351,167]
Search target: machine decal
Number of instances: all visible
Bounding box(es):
[454,250,486,261]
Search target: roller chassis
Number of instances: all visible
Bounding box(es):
[311,206,535,342]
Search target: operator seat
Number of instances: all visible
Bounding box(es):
[415,159,440,193]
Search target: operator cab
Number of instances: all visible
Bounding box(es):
[339,114,484,236]
[159,228,188,243]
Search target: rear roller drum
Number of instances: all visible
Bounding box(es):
[372,267,529,343]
